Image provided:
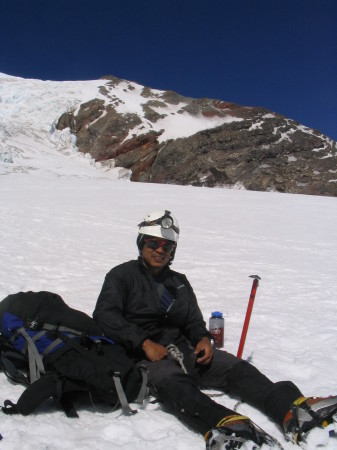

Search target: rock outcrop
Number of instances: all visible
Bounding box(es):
[56,75,337,196]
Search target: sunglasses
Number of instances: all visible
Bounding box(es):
[144,239,176,253]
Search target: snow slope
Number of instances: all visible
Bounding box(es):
[0,74,336,449]
[0,73,241,177]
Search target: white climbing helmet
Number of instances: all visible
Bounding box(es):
[137,210,180,243]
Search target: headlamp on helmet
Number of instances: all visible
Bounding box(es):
[138,211,179,235]
[137,210,179,244]
[161,214,174,230]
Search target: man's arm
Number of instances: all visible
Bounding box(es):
[93,268,148,352]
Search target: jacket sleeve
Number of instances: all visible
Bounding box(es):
[180,275,213,345]
[93,266,148,352]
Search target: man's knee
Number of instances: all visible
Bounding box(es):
[212,349,241,368]
[144,358,186,386]
[186,349,240,388]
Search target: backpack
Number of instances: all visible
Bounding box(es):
[0,291,147,417]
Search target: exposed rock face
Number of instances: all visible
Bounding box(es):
[151,115,337,196]
[56,75,337,196]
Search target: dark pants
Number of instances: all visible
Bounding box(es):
[142,341,302,435]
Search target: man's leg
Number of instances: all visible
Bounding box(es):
[226,359,303,425]
[143,358,236,435]
[178,342,303,427]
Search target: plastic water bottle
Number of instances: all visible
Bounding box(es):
[209,311,224,348]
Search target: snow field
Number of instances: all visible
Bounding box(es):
[0,173,336,449]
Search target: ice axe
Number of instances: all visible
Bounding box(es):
[237,275,261,359]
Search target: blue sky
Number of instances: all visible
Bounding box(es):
[1,0,336,141]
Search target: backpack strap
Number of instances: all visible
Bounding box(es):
[135,363,149,406]
[6,327,46,382]
[112,373,137,415]
[59,393,79,418]
[2,371,60,415]
[1,371,83,417]
[0,351,29,385]
[40,323,83,336]
[17,328,45,383]
[42,338,64,356]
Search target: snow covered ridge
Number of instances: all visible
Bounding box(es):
[0,72,19,79]
[0,73,337,196]
[95,75,243,143]
[58,75,336,195]
[0,73,240,175]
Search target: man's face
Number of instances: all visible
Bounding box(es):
[141,237,176,274]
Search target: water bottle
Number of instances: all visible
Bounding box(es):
[209,311,224,348]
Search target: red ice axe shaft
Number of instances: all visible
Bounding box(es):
[236,275,261,359]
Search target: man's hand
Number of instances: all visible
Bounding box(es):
[142,339,167,361]
[194,337,213,365]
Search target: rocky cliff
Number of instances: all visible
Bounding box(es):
[56,75,337,196]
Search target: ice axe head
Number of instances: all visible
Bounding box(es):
[249,275,261,284]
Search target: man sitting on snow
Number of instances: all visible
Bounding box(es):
[93,210,337,449]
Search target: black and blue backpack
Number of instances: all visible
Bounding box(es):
[0,291,147,418]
